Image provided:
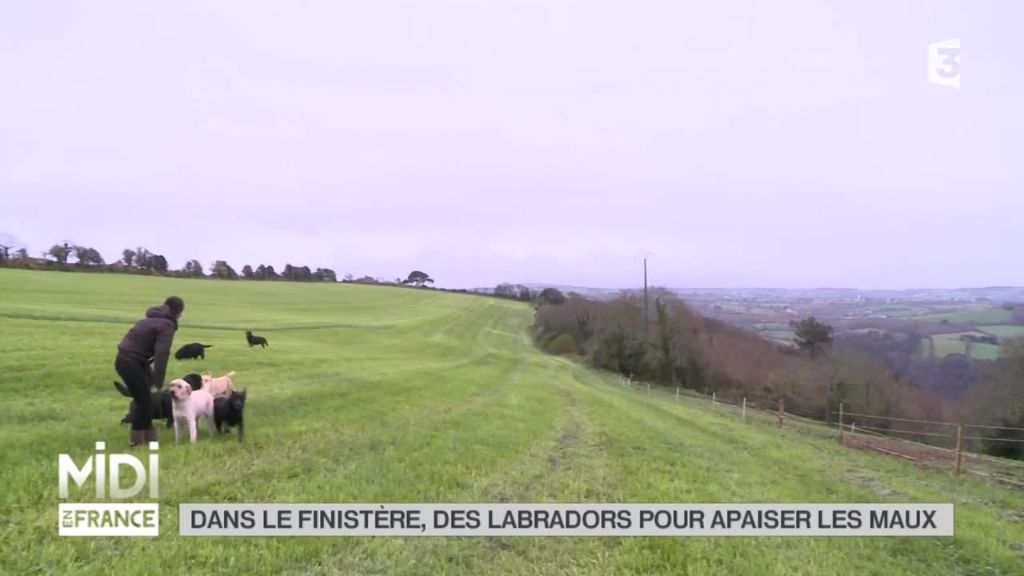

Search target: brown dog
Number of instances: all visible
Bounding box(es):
[201,371,237,398]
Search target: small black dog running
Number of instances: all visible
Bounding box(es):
[175,342,213,360]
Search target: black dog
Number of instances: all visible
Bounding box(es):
[175,342,213,360]
[245,330,268,348]
[113,373,204,428]
[214,389,246,441]
[181,373,203,390]
[113,382,173,428]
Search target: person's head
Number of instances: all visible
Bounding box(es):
[165,296,185,318]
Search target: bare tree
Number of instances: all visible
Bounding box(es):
[0,232,23,263]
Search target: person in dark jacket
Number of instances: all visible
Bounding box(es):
[115,296,184,447]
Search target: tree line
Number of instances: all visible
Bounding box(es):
[0,241,343,282]
[0,237,574,303]
[0,237,574,306]
[491,283,568,304]
[0,237,583,303]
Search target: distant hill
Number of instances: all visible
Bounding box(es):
[671,286,1024,303]
[512,284,1024,303]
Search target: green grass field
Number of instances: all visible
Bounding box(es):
[981,325,1024,340]
[871,305,921,318]
[968,343,1003,361]
[920,308,1015,325]
[920,333,1002,361]
[2,269,1023,575]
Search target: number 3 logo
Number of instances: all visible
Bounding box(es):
[928,39,960,89]
[936,47,960,79]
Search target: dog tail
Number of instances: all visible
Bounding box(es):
[226,370,236,378]
[202,344,214,348]
[112,381,132,397]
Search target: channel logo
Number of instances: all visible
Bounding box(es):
[57,441,160,536]
[928,38,960,89]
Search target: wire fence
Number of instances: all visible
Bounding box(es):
[835,405,1024,481]
[617,376,1024,485]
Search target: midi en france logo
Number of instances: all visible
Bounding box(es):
[57,441,160,537]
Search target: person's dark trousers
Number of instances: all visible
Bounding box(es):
[115,354,155,446]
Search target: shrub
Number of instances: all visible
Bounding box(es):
[545,332,579,356]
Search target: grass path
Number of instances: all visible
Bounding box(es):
[0,270,1022,575]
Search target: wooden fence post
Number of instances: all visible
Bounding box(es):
[712,391,716,408]
[646,383,650,395]
[675,387,680,402]
[742,397,747,422]
[955,424,964,475]
[838,403,844,444]
[777,398,785,428]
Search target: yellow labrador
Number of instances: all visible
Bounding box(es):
[169,378,215,444]
[201,371,237,398]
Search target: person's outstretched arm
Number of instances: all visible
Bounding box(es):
[151,324,174,389]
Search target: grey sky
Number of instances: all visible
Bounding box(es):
[1,1,1020,289]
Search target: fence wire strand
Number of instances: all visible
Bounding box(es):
[852,424,955,439]
[834,412,957,427]
[617,378,1024,476]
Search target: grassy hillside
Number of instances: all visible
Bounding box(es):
[1,269,1022,575]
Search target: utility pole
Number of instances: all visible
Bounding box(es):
[643,257,649,340]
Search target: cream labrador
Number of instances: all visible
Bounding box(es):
[201,370,237,398]
[169,378,215,444]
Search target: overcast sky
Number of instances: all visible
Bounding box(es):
[1,1,1020,289]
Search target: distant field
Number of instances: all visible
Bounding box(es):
[920,333,1002,360]
[980,324,1024,339]
[2,270,1023,575]
[968,343,1002,360]
[753,323,791,331]
[845,328,889,336]
[870,306,921,318]
[761,328,795,343]
[919,308,1015,325]
[712,303,781,316]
